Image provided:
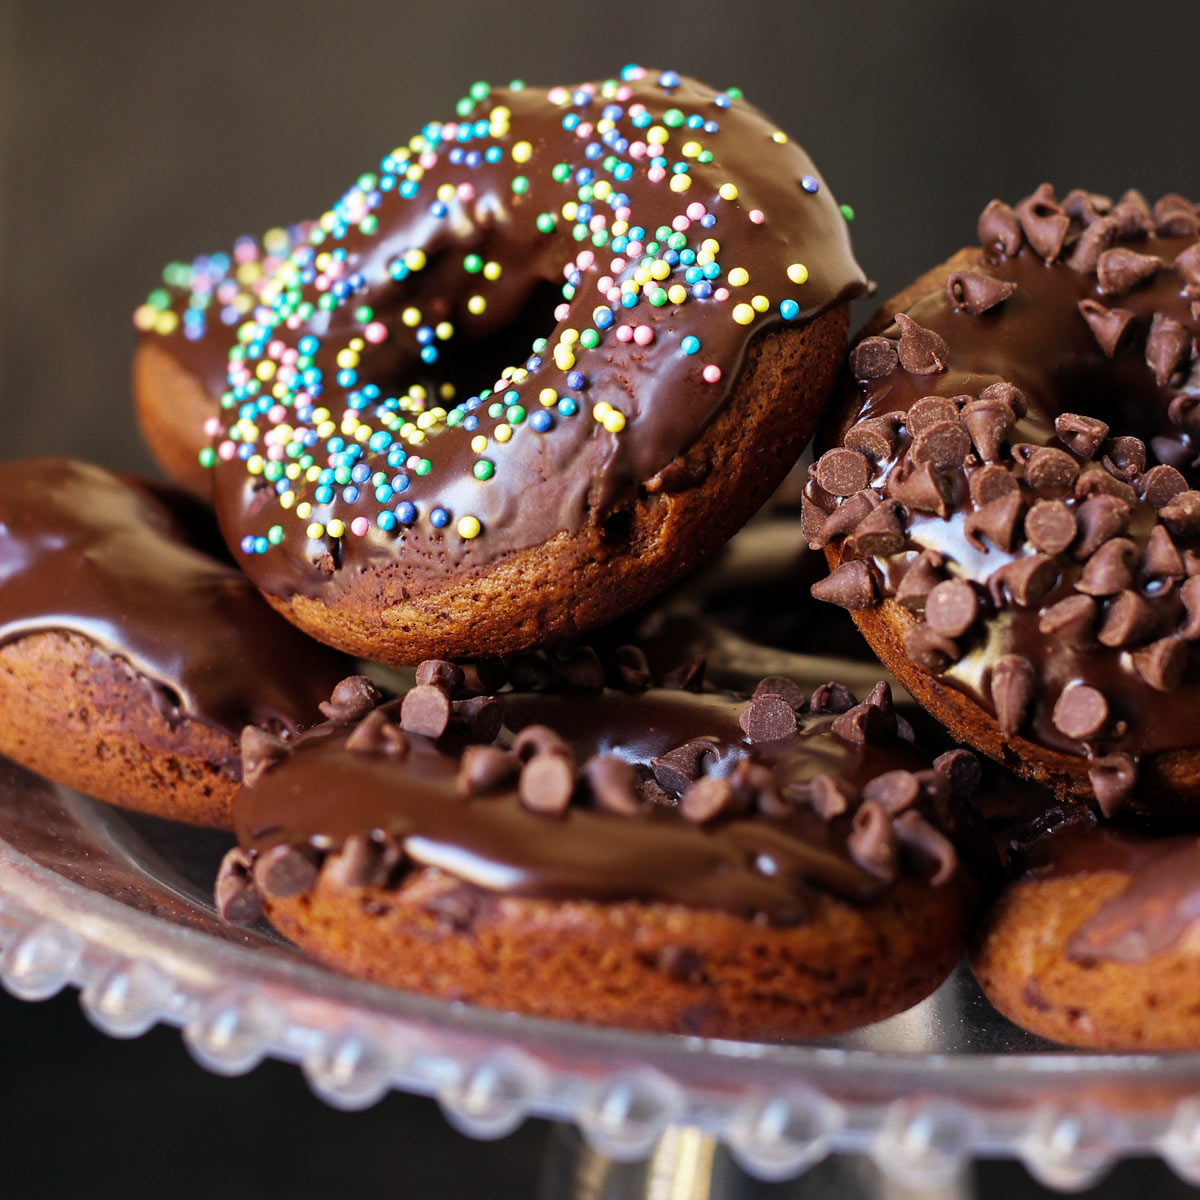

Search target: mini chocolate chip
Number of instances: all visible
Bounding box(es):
[1097,247,1162,295]
[1075,467,1138,507]
[680,775,737,823]
[969,464,1019,506]
[831,688,898,743]
[810,559,878,609]
[740,694,799,742]
[584,755,642,815]
[808,682,858,714]
[1168,392,1200,437]
[800,774,851,819]
[548,645,606,689]
[1102,435,1147,481]
[846,499,907,558]
[945,269,1018,314]
[895,549,946,611]
[1076,537,1138,596]
[466,659,510,694]
[1179,576,1200,639]
[801,491,834,547]
[818,488,880,545]
[988,554,1058,608]
[815,447,872,497]
[400,684,452,738]
[1062,188,1112,223]
[1088,751,1137,817]
[458,745,520,795]
[978,198,1024,258]
[886,460,953,516]
[1174,243,1200,287]
[991,654,1036,737]
[1025,499,1077,554]
[754,676,807,711]
[848,801,898,882]
[1146,312,1191,386]
[1066,215,1119,273]
[608,645,653,690]
[1186,551,1200,577]
[1161,491,1200,537]
[925,578,979,637]
[862,769,920,814]
[894,811,958,886]
[512,724,571,762]
[1142,524,1185,582]
[253,843,320,899]
[215,848,262,924]
[1052,685,1109,740]
[912,419,971,471]
[961,397,1014,462]
[1133,636,1188,692]
[904,624,959,674]
[1074,493,1131,557]
[422,884,481,931]
[965,491,1023,552]
[323,835,401,890]
[1078,299,1136,357]
[1111,191,1155,239]
[319,675,381,722]
[662,655,707,692]
[979,381,1028,419]
[907,395,962,435]
[934,748,982,799]
[1009,442,1038,466]
[1038,594,1098,647]
[1153,436,1193,468]
[452,695,506,743]
[519,754,577,816]
[240,726,290,788]
[638,777,675,808]
[1024,446,1080,490]
[507,652,553,691]
[1017,184,1070,261]
[849,335,899,379]
[1054,413,1109,460]
[651,739,718,793]
[346,709,411,757]
[1154,193,1200,238]
[1097,589,1157,648]
[845,416,901,461]
[414,659,465,695]
[895,313,950,374]
[1141,464,1189,510]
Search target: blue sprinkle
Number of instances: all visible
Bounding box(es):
[430,507,450,528]
[375,484,393,503]
[566,370,586,389]
[240,535,256,554]
[337,369,357,387]
[621,292,639,309]
[391,474,410,492]
[420,346,438,363]
[780,299,800,320]
[416,327,434,345]
[700,213,717,227]
[377,510,398,531]
[687,114,704,129]
[530,410,554,432]
[659,70,680,88]
[486,146,502,163]
[314,485,333,504]
[572,88,591,106]
[342,485,359,504]
[466,150,482,168]
[352,462,371,483]
[681,335,701,354]
[562,113,580,131]
[254,536,269,555]
[594,307,615,329]
[702,262,721,279]
[585,142,603,160]
[603,104,622,121]
[464,415,478,431]
[693,281,713,299]
[801,175,820,194]
[430,201,449,218]
[396,502,417,525]
[558,397,579,416]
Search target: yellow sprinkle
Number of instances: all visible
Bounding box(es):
[404,248,427,271]
[236,263,262,286]
[317,420,336,439]
[681,140,701,158]
[647,126,669,145]
[285,464,301,480]
[279,491,295,509]
[732,303,756,325]
[315,252,332,271]
[634,266,651,285]
[593,180,612,200]
[490,105,511,122]
[719,183,739,201]
[417,412,438,429]
[402,307,421,327]
[667,284,688,305]
[650,259,671,281]
[467,295,487,315]
[152,311,179,336]
[592,401,613,420]
[510,368,528,384]
[560,328,579,344]
[772,130,787,144]
[341,415,360,434]
[312,407,330,422]
[255,360,276,381]
[539,387,558,406]
[512,140,532,163]
[561,201,579,221]
[354,426,371,442]
[133,305,158,331]
[471,435,488,453]
[296,501,313,520]
[349,337,363,351]
[437,182,456,202]
[751,294,770,313]
[495,423,513,443]
[336,348,359,369]
[305,466,321,482]
[435,321,454,340]
[483,261,502,281]
[319,211,337,231]
[554,350,575,370]
[701,238,720,255]
[409,385,427,402]
[787,262,809,285]
[612,219,629,237]
[306,522,325,540]
[440,383,457,400]
[727,267,749,287]
[457,515,482,539]
[669,174,691,193]
[246,455,264,475]
[603,410,626,433]
[271,382,288,400]
[325,519,345,538]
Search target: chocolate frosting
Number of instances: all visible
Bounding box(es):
[807,185,1200,806]
[203,68,866,598]
[234,673,979,922]
[0,458,350,739]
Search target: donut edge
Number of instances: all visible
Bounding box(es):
[132,340,215,498]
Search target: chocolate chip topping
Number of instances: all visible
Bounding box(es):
[345,710,411,757]
[969,464,1019,506]
[1096,589,1157,648]
[1146,313,1191,386]
[1024,447,1080,490]
[415,659,465,694]
[680,775,738,824]
[904,625,959,674]
[1066,216,1119,273]
[1025,500,1077,554]
[895,313,950,374]
[1141,463,1188,509]
[1052,685,1109,740]
[458,744,520,795]
[319,675,382,722]
[1096,247,1162,295]
[990,654,1036,737]
[399,684,453,739]
[1017,184,1070,261]
[519,754,577,816]
[965,492,1023,552]
[215,848,263,925]
[754,676,807,710]
[845,416,901,461]
[1076,537,1138,596]
[816,488,878,546]
[1133,636,1187,692]
[847,802,897,881]
[925,579,979,638]
[1074,493,1131,558]
[1086,753,1138,817]
[810,559,877,609]
[1078,299,1135,356]
[907,395,961,435]
[740,695,800,742]
[895,549,945,611]
[945,269,1017,315]
[978,199,1023,259]
[911,419,971,471]
[962,397,1014,462]
[849,335,900,380]
[887,460,953,516]
[240,726,290,788]
[846,499,906,557]
[651,738,717,792]
[253,843,320,899]
[1038,594,1098,647]
[1161,491,1200,537]
[584,755,642,815]
[1055,413,1109,460]
[814,447,872,497]
[989,554,1058,608]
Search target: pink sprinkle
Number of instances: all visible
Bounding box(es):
[634,325,654,346]
[615,206,632,222]
[295,392,311,407]
[419,151,438,169]
[457,182,475,201]
[576,249,595,270]
[268,404,287,423]
[647,166,666,183]
[351,517,370,537]
[203,417,221,436]
[629,141,647,159]
[686,202,707,221]
[629,102,647,115]
[314,276,330,292]
[615,325,634,343]
[617,85,634,100]
[626,242,644,258]
[233,241,257,264]
[606,287,622,304]
[218,441,236,461]
[266,446,284,462]
[286,315,302,329]
[575,123,593,139]
[267,339,285,359]
[597,275,613,292]
[493,378,509,393]
[282,348,299,365]
[554,302,571,321]
[671,215,690,232]
[589,215,606,232]
[365,321,388,343]
[443,122,459,139]
[406,455,422,470]
[548,87,568,104]
[748,209,765,224]
[702,364,722,384]
[217,281,237,303]
[609,257,627,274]
[714,287,730,302]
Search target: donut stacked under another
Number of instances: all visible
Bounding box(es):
[191,67,865,664]
[221,653,990,1038]
[805,185,1200,816]
[0,458,351,827]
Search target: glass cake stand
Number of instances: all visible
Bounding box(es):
[4,668,1200,1196]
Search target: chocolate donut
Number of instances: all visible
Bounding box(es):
[0,459,350,826]
[972,812,1200,1049]
[220,654,990,1039]
[195,67,865,664]
[806,185,1200,817]
[134,225,312,496]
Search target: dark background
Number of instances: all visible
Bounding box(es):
[2,1,1200,1195]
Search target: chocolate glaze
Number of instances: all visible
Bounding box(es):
[235,680,978,922]
[809,188,1200,780]
[207,71,866,598]
[0,458,350,740]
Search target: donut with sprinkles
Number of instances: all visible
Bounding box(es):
[171,67,866,664]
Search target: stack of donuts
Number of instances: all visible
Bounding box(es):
[4,66,1200,1047]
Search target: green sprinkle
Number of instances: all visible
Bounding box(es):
[267,525,284,545]
[264,461,283,482]
[455,97,473,118]
[511,175,529,194]
[415,459,432,476]
[357,173,377,191]
[649,288,668,307]
[359,214,378,235]
[591,230,609,247]
[840,203,856,222]
[334,465,352,485]
[532,338,548,353]
[580,329,600,349]
[488,402,504,418]
[473,459,495,481]
[355,306,373,323]
[463,253,483,273]
[506,404,526,425]
[509,79,525,90]
[198,447,216,468]
[551,163,571,183]
[727,86,743,99]
[536,213,557,234]
[664,108,684,127]
[469,81,490,101]
[147,287,170,309]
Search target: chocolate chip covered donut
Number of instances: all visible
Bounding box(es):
[0,459,350,826]
[220,653,990,1039]
[184,67,865,664]
[806,185,1200,817]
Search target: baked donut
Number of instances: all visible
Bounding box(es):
[972,810,1200,1049]
[0,458,351,827]
[219,652,991,1039]
[198,67,865,664]
[134,224,312,495]
[806,184,1200,817]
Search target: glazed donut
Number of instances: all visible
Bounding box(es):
[218,650,991,1039]
[806,184,1200,818]
[0,459,351,827]
[972,811,1200,1049]
[196,66,865,664]
[134,224,311,495]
